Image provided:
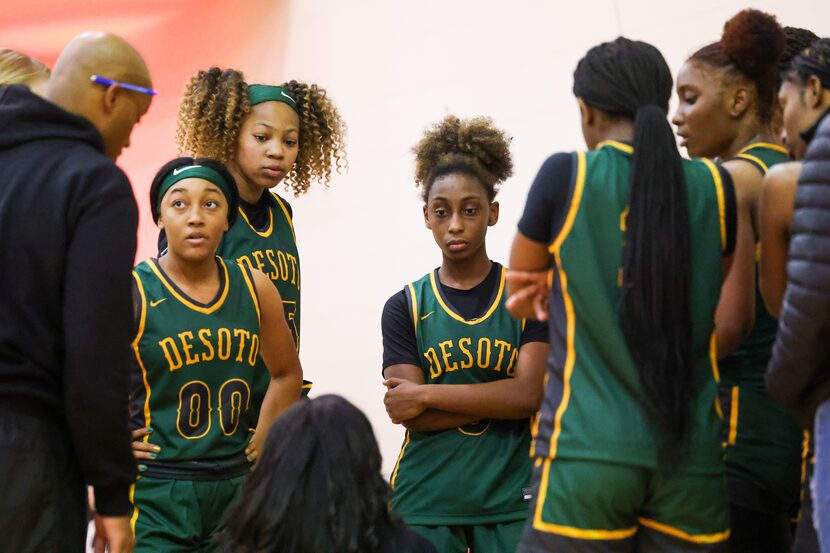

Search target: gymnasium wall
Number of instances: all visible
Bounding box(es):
[3,0,830,477]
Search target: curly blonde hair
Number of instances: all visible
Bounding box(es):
[176,68,347,196]
[413,115,513,202]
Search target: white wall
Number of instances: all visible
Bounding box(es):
[276,0,830,476]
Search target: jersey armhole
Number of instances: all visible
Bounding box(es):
[131,271,148,345]
[238,262,262,325]
[548,151,585,254]
[404,283,418,333]
[733,154,767,176]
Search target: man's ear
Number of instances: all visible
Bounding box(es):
[102,84,121,115]
[805,75,823,110]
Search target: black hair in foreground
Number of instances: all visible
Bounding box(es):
[217,395,401,553]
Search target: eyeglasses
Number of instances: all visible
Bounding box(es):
[90,75,157,96]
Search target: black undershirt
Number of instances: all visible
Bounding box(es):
[381,262,548,371]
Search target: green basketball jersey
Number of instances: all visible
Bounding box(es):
[532,140,728,474]
[390,264,532,525]
[218,192,301,410]
[131,258,262,461]
[720,142,802,508]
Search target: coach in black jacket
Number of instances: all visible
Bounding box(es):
[0,33,152,552]
[767,109,830,552]
[767,110,830,427]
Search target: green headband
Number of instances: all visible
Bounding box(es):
[247,84,299,113]
[157,165,232,208]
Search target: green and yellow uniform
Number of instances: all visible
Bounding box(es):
[130,258,262,551]
[218,192,311,405]
[720,142,802,514]
[390,264,533,552]
[517,141,735,551]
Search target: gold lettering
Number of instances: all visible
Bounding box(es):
[287,254,299,285]
[265,249,279,281]
[439,340,458,372]
[476,337,492,368]
[198,328,215,361]
[251,251,266,273]
[277,251,289,281]
[158,337,183,371]
[248,334,260,366]
[236,255,254,271]
[493,340,511,372]
[217,328,232,360]
[424,348,442,379]
[458,337,474,369]
[234,329,251,362]
[178,331,199,366]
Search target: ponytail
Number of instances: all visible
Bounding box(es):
[574,38,694,459]
[623,104,693,455]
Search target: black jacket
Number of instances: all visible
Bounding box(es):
[0,85,137,515]
[767,110,830,428]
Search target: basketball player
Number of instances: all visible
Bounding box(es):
[509,37,737,552]
[673,11,803,551]
[174,68,347,403]
[129,157,302,551]
[381,115,548,553]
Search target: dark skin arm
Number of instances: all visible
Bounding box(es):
[759,162,800,318]
[384,342,548,423]
[383,364,480,432]
[714,160,760,358]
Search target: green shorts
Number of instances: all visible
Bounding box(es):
[131,474,245,552]
[518,458,729,553]
[409,520,524,553]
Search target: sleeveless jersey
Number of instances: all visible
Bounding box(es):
[218,192,301,409]
[390,264,532,525]
[130,258,262,461]
[532,140,728,474]
[720,142,802,508]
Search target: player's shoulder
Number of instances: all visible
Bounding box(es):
[270,191,293,219]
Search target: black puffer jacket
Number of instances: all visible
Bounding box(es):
[767,112,830,427]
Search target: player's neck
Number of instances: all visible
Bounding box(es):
[230,166,267,204]
[439,247,492,290]
[158,253,222,302]
[721,122,778,160]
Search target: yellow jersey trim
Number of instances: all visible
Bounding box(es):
[132,272,153,435]
[533,459,638,539]
[736,153,769,174]
[129,483,139,532]
[147,258,230,315]
[700,158,726,251]
[737,142,788,156]
[727,386,739,445]
[407,283,419,334]
[546,151,586,461]
[637,517,730,544]
[390,430,411,489]
[238,263,261,325]
[801,430,811,509]
[428,266,505,325]
[238,202,274,238]
[710,331,724,419]
[597,140,634,154]
[272,193,297,242]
